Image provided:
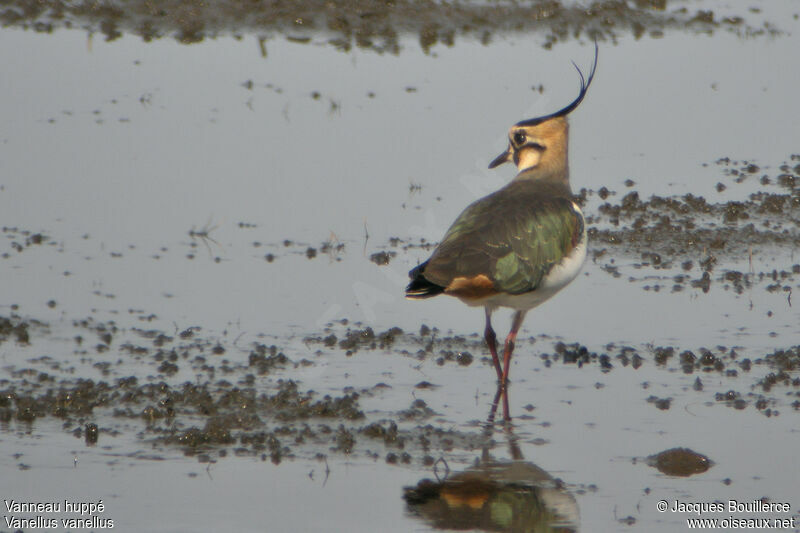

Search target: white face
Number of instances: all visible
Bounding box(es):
[514,146,542,170]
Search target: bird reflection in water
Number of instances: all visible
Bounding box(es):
[403,386,579,532]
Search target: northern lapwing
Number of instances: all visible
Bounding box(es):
[406,44,597,388]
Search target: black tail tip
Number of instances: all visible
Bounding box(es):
[405,279,445,299]
[406,261,445,299]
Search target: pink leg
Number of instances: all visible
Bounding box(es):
[501,385,511,421]
[487,383,511,422]
[484,309,502,381]
[501,310,527,387]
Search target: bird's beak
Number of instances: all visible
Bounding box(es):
[488,146,511,169]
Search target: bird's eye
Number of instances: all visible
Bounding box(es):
[512,131,526,146]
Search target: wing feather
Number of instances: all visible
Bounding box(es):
[420,180,582,295]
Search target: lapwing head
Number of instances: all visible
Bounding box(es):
[489,42,598,176]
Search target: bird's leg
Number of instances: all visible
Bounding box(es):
[501,384,511,421]
[487,384,503,426]
[501,310,527,387]
[484,309,502,381]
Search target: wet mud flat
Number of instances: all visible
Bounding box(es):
[582,155,800,295]
[0,0,779,51]
[2,133,799,533]
[1,301,799,531]
[1,1,800,530]
[2,298,799,466]
[2,150,799,472]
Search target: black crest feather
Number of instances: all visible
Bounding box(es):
[515,41,598,127]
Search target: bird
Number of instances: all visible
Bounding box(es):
[406,44,597,389]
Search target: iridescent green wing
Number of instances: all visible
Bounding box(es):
[423,181,582,294]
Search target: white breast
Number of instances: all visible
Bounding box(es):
[539,203,587,292]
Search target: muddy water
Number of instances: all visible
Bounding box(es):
[2,1,800,531]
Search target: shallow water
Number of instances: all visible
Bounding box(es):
[2,1,800,531]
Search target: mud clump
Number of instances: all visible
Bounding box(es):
[544,342,613,371]
[759,346,800,374]
[647,447,712,476]
[0,315,32,344]
[435,349,474,367]
[305,326,404,353]
[361,420,405,448]
[336,327,374,351]
[646,396,672,410]
[370,251,397,266]
[378,327,403,348]
[248,344,289,375]
[240,431,286,464]
[653,346,674,365]
[1,227,53,256]
[169,419,237,449]
[399,399,436,421]
[714,390,747,410]
[140,380,365,457]
[0,379,116,424]
[266,380,364,421]
[334,425,356,453]
[756,348,800,392]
